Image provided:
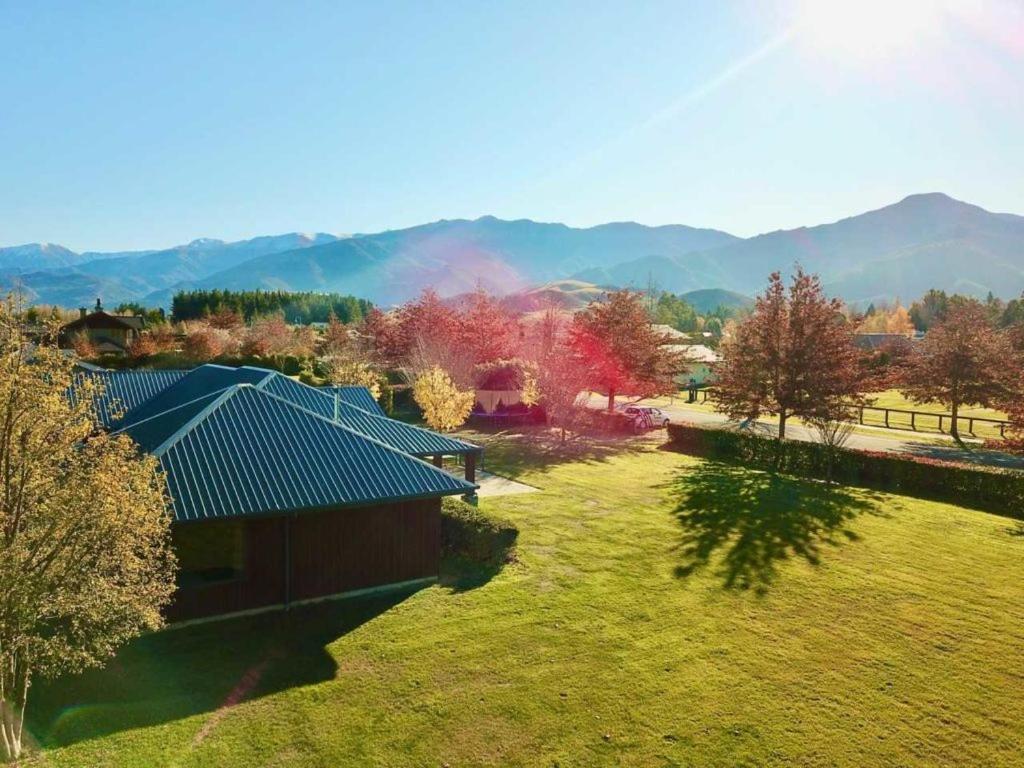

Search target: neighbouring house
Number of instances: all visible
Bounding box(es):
[653,326,721,386]
[853,332,917,352]
[73,364,481,623]
[58,298,145,354]
[670,344,720,386]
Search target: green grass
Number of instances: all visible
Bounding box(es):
[27,432,1024,767]
[650,388,1009,441]
[861,390,1008,439]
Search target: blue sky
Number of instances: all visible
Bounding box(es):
[1,0,1022,251]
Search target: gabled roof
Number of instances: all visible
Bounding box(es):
[119,364,479,457]
[72,368,189,427]
[262,373,479,457]
[114,384,474,522]
[320,385,386,416]
[116,365,269,427]
[61,311,145,333]
[667,344,720,364]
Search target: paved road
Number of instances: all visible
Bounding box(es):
[587,395,1024,471]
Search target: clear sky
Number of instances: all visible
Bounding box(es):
[1,0,1022,251]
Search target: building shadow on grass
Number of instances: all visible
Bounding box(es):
[26,585,425,750]
[669,461,883,594]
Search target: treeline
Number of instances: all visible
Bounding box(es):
[910,289,1024,331]
[171,289,373,324]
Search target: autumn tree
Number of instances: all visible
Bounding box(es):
[454,288,521,365]
[714,269,863,440]
[998,323,1024,453]
[413,366,474,432]
[0,301,175,761]
[319,315,385,398]
[857,301,914,335]
[526,310,589,440]
[899,300,1013,441]
[570,290,684,411]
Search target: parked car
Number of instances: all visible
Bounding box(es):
[617,405,670,429]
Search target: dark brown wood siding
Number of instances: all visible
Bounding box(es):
[166,516,286,623]
[289,499,441,600]
[167,498,441,622]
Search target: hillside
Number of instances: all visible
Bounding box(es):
[499,280,610,312]
[160,217,739,306]
[694,193,1024,302]
[6,193,1024,308]
[6,233,339,307]
[679,288,754,314]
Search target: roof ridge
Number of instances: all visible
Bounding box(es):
[150,386,242,457]
[109,385,237,441]
[294,375,477,450]
[250,386,477,488]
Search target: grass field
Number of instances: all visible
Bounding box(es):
[27,431,1024,767]
[654,388,1010,440]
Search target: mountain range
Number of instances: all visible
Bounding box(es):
[4,193,1023,309]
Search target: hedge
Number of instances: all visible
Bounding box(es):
[666,422,1024,519]
[441,496,519,566]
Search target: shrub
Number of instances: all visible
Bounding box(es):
[441,496,518,566]
[413,366,474,432]
[666,422,1024,518]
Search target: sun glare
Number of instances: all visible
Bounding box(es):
[792,0,950,65]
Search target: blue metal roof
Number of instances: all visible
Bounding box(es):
[116,384,475,522]
[71,369,189,427]
[115,364,480,459]
[320,385,386,416]
[260,373,478,456]
[332,402,479,457]
[117,365,270,428]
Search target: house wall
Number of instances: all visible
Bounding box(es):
[167,498,442,622]
[675,364,714,386]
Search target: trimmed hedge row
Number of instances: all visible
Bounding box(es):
[666,422,1024,518]
[441,496,519,565]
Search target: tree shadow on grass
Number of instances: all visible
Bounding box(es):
[26,584,424,750]
[669,461,883,594]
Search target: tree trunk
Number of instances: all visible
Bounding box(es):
[778,410,787,440]
[607,388,615,413]
[950,399,960,441]
[0,653,30,762]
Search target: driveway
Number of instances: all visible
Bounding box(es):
[586,394,1024,471]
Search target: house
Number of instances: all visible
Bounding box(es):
[853,333,917,352]
[74,364,481,623]
[667,343,720,386]
[58,298,145,354]
[653,326,721,386]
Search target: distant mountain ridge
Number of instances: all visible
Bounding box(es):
[6,233,340,308]
[5,193,1024,308]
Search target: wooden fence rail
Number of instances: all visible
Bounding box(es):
[691,388,1011,437]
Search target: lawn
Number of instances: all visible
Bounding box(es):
[651,388,1010,440]
[26,431,1024,767]
[860,389,1008,439]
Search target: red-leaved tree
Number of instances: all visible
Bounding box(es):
[901,300,1013,441]
[714,269,862,439]
[570,289,683,411]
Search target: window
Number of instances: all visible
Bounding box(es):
[173,520,246,588]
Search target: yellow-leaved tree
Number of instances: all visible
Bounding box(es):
[413,366,474,432]
[0,298,176,762]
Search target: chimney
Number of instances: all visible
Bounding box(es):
[95,298,103,312]
[79,307,87,319]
